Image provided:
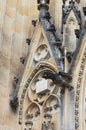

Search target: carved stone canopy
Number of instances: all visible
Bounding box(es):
[62,0,81,25]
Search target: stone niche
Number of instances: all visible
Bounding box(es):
[34,44,50,62]
[63,14,80,53]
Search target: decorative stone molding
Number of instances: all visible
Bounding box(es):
[83,7,86,16]
[42,113,54,130]
[42,71,73,90]
[25,120,33,130]
[27,70,57,103]
[43,94,60,114]
[75,47,86,130]
[62,0,81,25]
[18,62,57,124]
[25,102,41,120]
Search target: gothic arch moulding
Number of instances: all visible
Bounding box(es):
[74,35,86,130]
[18,61,58,126]
[25,102,41,121]
[43,94,60,114]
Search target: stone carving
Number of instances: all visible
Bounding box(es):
[20,57,25,64]
[42,71,61,84]
[25,120,33,130]
[62,0,81,25]
[54,40,62,48]
[42,114,54,130]
[37,0,50,10]
[42,12,51,19]
[42,71,72,88]
[75,47,86,130]
[34,44,50,62]
[35,78,50,94]
[75,0,80,3]
[43,95,60,114]
[75,29,81,39]
[26,38,31,45]
[37,0,50,4]
[62,0,81,54]
[28,71,56,103]
[25,102,40,120]
[66,52,73,63]
[14,77,19,84]
[18,63,57,124]
[46,24,56,32]
[10,96,19,112]
[42,121,54,130]
[83,7,86,16]
[32,20,37,27]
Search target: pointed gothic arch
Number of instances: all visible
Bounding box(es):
[18,61,58,126]
[71,33,86,130]
[43,94,60,113]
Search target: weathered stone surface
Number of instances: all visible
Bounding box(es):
[0,1,86,130]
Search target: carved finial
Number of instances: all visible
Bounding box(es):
[69,0,75,5]
[37,0,50,10]
[62,0,67,5]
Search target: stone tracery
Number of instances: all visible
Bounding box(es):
[75,45,86,130]
[18,62,61,130]
[16,1,86,130]
[18,62,58,126]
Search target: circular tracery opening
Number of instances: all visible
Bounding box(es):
[34,44,50,62]
[27,69,57,103]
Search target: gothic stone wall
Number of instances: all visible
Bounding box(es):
[0,0,86,130]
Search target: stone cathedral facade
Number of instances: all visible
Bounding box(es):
[0,0,86,130]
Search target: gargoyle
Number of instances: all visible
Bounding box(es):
[42,72,62,84]
[42,71,72,83]
[42,71,73,90]
[59,71,72,81]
